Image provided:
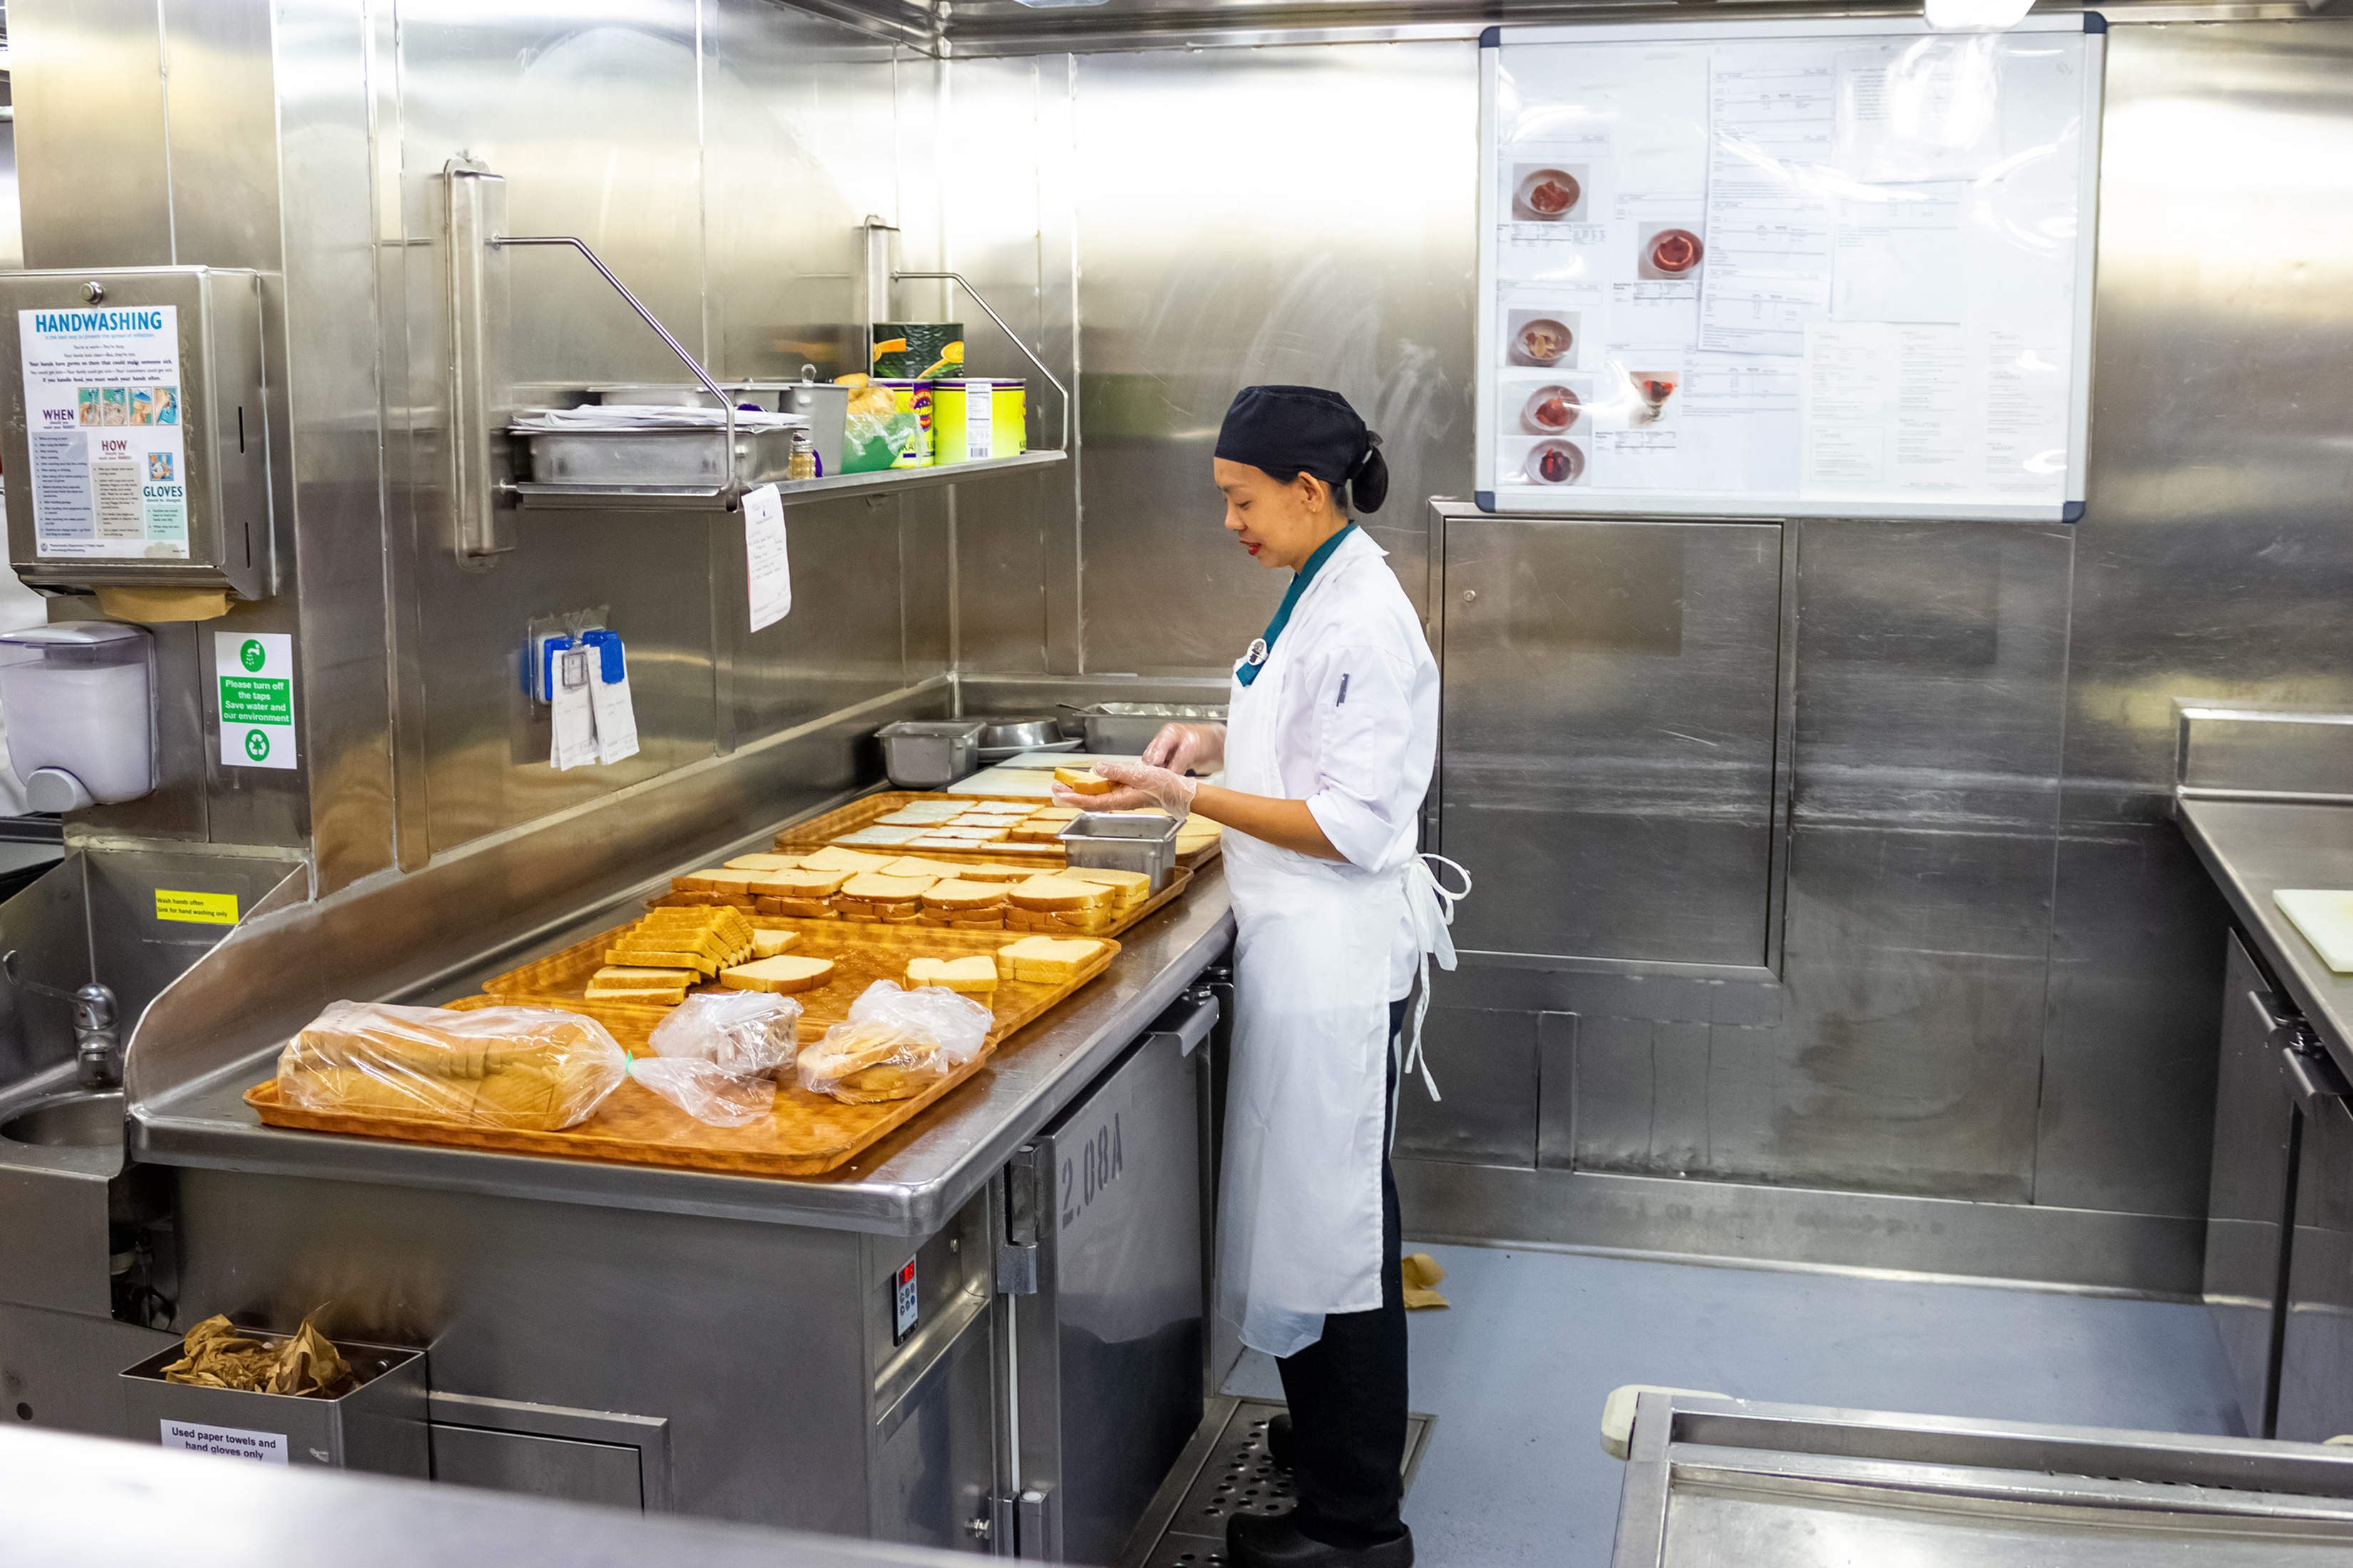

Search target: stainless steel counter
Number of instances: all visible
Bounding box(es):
[0,1423,976,1568]
[128,864,1234,1237]
[2179,799,2353,1077]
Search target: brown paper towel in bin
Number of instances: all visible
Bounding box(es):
[93,585,233,623]
[1401,1253,1449,1311]
[161,1313,354,1398]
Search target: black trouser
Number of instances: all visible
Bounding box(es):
[1273,995,1411,1549]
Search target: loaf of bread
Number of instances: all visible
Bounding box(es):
[277,1000,627,1129]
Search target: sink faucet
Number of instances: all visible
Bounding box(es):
[3,951,123,1089]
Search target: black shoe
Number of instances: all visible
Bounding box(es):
[1227,1512,1413,1568]
[1266,1412,1294,1470]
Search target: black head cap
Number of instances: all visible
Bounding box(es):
[1214,384,1388,514]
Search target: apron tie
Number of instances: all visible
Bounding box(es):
[1398,854,1471,1109]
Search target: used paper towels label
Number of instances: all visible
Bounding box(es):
[160,1418,289,1464]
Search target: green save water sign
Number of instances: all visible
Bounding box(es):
[215,631,296,769]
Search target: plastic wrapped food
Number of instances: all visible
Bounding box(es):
[277,1000,627,1130]
[627,1056,779,1128]
[648,991,804,1077]
[797,980,991,1105]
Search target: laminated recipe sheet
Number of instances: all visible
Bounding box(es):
[1477,17,2103,520]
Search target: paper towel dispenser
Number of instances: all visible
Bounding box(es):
[0,267,271,601]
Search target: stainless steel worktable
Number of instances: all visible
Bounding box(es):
[2180,799,2353,1072]
[128,864,1235,1237]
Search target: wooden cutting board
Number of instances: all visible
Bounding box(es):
[2275,889,2353,973]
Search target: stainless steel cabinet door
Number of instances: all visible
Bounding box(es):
[2203,931,2299,1437]
[2280,1091,2353,1444]
[1439,516,1784,965]
[1017,1024,1206,1566]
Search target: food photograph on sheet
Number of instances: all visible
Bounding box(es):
[1477,21,2100,518]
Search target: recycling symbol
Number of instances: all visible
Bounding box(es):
[244,729,271,762]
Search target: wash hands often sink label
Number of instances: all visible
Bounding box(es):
[215,631,295,769]
[155,889,239,925]
[161,1418,289,1464]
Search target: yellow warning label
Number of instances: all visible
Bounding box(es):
[155,889,240,926]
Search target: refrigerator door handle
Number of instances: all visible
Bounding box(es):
[1149,988,1221,1057]
[2282,1035,2351,1114]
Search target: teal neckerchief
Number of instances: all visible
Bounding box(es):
[1236,523,1354,688]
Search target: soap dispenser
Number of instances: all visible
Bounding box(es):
[0,622,156,809]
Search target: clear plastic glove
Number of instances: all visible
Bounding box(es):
[1140,722,1226,777]
[1050,760,1198,815]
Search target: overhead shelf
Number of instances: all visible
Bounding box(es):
[511,450,1067,513]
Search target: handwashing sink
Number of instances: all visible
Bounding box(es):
[1,1090,125,1148]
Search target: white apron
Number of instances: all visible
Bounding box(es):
[1214,594,1465,1358]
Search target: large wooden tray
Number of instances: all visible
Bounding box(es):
[478,917,1129,1044]
[245,928,1118,1178]
[774,789,1222,871]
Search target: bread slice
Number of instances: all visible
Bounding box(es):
[639,906,752,936]
[921,911,1005,928]
[759,868,849,898]
[836,826,923,848]
[750,928,799,959]
[1063,868,1151,907]
[1053,766,1115,795]
[799,846,893,873]
[908,956,999,996]
[1009,875,1114,913]
[1030,806,1082,821]
[942,863,1033,883]
[607,947,717,976]
[841,871,936,901]
[923,878,1010,911]
[719,955,837,994]
[995,936,1105,984]
[724,852,801,871]
[757,897,839,919]
[673,867,760,893]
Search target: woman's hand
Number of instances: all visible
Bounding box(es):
[1051,762,1198,816]
[1140,722,1226,776]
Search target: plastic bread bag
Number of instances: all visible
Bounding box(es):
[276,1000,627,1131]
[797,980,992,1105]
[647,990,804,1077]
[627,1056,778,1128]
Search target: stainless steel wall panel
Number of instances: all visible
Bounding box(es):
[935,53,1069,675]
[1393,1161,2205,1297]
[1440,515,1783,968]
[0,858,88,1085]
[1535,1010,1577,1171]
[705,0,896,383]
[2034,824,2230,1214]
[1392,1007,1537,1169]
[11,0,175,270]
[2063,23,2353,836]
[1069,43,1472,675]
[270,0,394,883]
[724,491,946,744]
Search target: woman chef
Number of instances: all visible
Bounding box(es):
[1055,385,1461,1568]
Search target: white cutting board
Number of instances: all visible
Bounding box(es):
[2275,889,2353,973]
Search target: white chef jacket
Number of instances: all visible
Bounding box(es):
[1247,526,1440,999]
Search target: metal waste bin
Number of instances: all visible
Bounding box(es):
[121,1331,429,1476]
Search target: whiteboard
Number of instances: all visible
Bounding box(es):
[1475,16,2103,521]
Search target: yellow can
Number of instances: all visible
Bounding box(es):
[932,380,1027,464]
